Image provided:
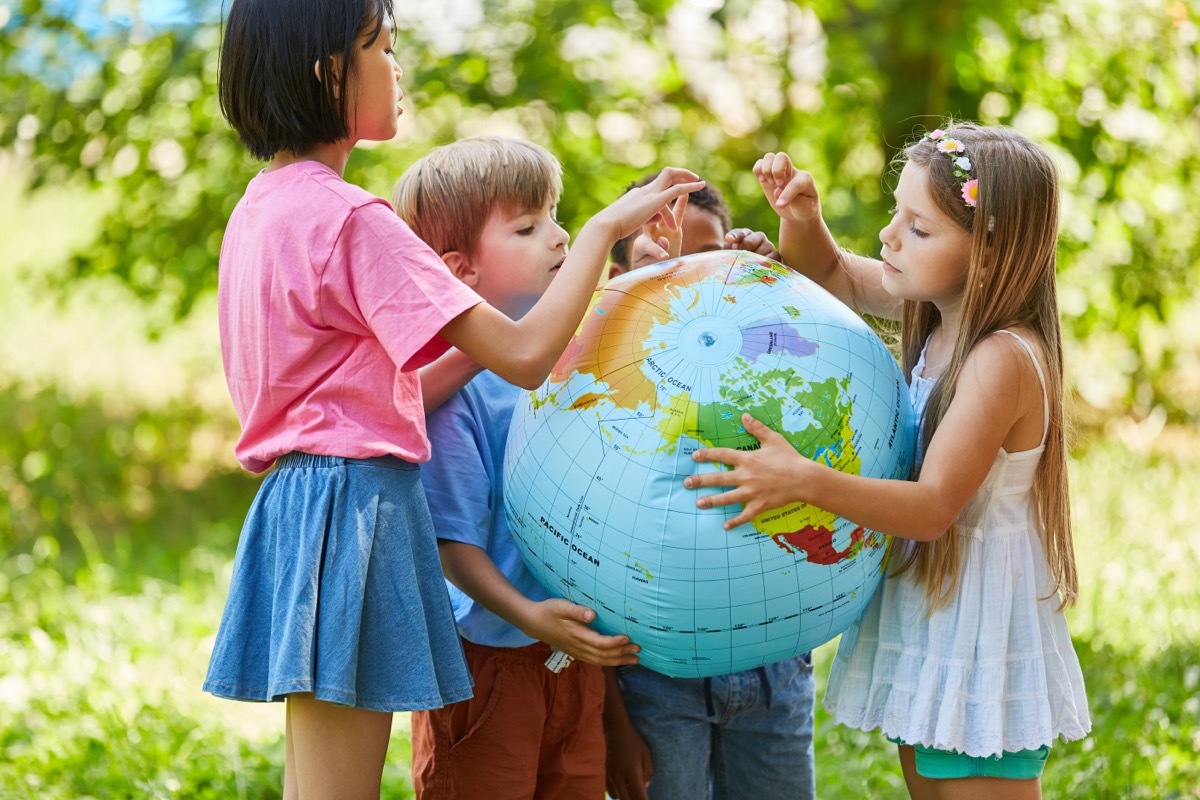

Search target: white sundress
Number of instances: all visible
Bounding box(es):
[822,330,1091,758]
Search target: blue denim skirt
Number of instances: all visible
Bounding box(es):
[203,453,473,712]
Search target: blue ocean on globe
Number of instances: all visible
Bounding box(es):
[504,250,916,677]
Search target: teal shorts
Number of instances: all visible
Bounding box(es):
[888,737,1050,780]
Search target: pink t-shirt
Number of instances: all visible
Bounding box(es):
[218,161,482,473]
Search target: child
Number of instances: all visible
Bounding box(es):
[608,173,780,278]
[390,136,636,799]
[604,175,816,800]
[201,2,701,797]
[685,123,1091,798]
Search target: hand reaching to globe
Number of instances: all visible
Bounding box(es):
[752,152,849,306]
[725,228,782,261]
[437,540,639,667]
[589,166,705,244]
[685,413,812,530]
[522,598,641,667]
[753,152,823,224]
[642,191,690,261]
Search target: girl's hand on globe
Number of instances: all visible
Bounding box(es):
[524,598,641,667]
[685,413,811,530]
[754,153,823,225]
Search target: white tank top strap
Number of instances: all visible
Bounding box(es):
[995,329,1049,447]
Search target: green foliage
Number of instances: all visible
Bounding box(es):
[0,387,254,583]
[2,0,1197,416]
[0,547,417,799]
[1,4,255,319]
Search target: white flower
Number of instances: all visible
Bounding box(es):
[954,156,972,172]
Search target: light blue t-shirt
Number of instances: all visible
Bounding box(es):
[421,370,550,648]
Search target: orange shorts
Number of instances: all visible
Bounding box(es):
[411,639,605,800]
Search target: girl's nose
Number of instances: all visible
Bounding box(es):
[879,217,898,251]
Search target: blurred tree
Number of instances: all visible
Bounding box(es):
[0,1,250,319]
[1,0,1198,417]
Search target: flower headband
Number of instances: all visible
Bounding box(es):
[926,129,978,207]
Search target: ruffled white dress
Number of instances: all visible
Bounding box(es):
[822,331,1091,757]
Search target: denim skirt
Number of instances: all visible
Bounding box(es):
[203,453,473,712]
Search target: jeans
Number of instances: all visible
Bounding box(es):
[615,654,816,800]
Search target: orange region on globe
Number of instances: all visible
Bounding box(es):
[549,259,727,412]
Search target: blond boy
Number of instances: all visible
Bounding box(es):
[393,137,637,799]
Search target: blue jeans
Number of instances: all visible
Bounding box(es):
[615,655,816,800]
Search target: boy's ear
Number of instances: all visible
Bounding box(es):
[441,251,479,286]
[608,261,631,280]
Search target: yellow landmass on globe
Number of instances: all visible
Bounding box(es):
[653,391,697,452]
[749,414,867,562]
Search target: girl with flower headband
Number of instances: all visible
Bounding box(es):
[684,122,1091,797]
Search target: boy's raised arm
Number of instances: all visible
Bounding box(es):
[439,168,704,389]
[419,349,482,414]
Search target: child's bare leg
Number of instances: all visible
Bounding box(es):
[284,700,298,800]
[899,745,936,800]
[934,777,1042,800]
[899,745,1042,800]
[286,692,393,800]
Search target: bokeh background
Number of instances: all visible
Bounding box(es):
[1,0,1197,797]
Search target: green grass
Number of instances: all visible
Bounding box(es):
[0,545,421,799]
[1,440,1197,798]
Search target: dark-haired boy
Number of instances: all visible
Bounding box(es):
[608,175,780,278]
[603,175,816,800]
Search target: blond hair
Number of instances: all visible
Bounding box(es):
[889,122,1078,611]
[392,137,562,256]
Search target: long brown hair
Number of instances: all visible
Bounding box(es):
[888,122,1078,610]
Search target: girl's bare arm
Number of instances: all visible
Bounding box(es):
[755,153,901,320]
[686,335,1040,540]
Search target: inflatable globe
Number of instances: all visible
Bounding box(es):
[504,250,915,677]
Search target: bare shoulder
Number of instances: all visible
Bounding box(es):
[966,327,1045,371]
[957,330,1049,449]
